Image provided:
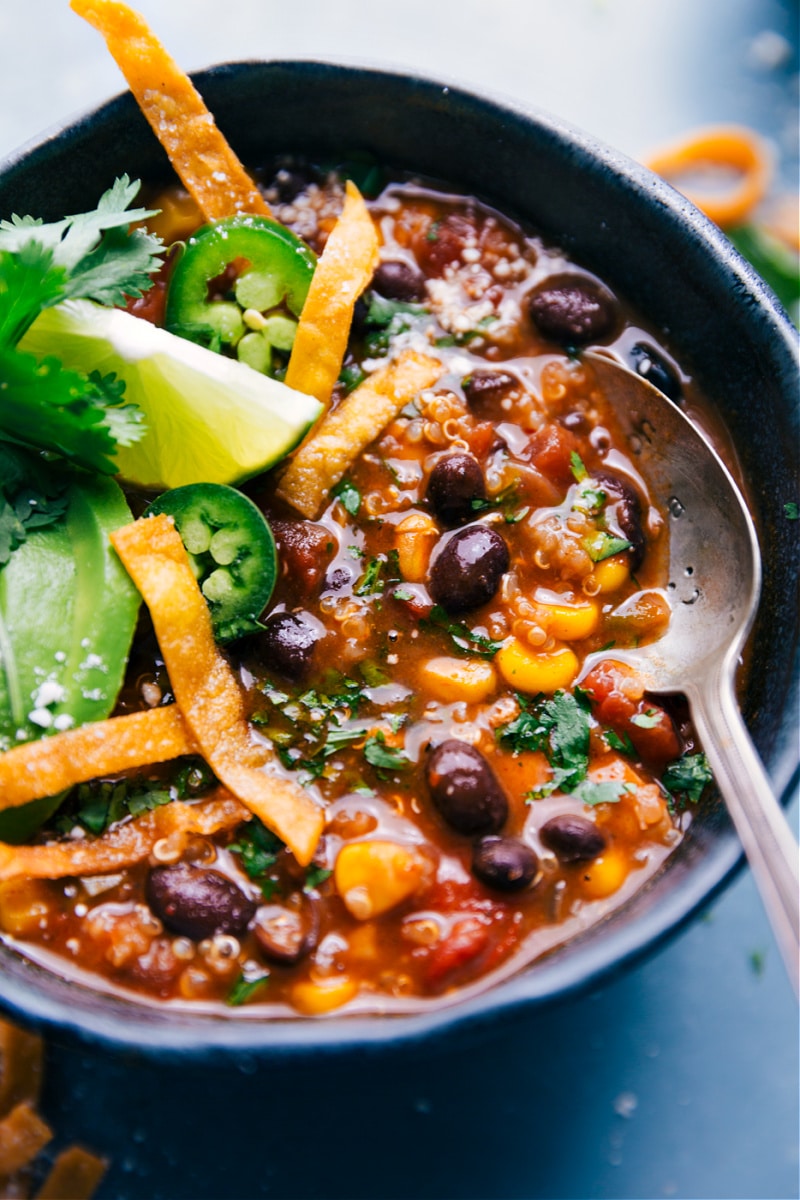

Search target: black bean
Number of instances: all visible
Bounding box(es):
[372,259,426,303]
[529,274,617,345]
[428,525,509,613]
[540,814,607,863]
[426,453,487,526]
[462,370,517,416]
[472,836,539,891]
[252,895,320,966]
[146,863,256,940]
[628,342,683,403]
[426,739,509,834]
[257,611,321,681]
[592,471,646,571]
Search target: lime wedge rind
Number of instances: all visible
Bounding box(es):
[21,300,323,489]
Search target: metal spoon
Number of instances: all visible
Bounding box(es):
[584,353,799,996]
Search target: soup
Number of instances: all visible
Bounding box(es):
[0,157,712,1015]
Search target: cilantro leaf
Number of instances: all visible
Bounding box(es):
[331,478,361,516]
[364,731,410,774]
[499,690,590,795]
[229,818,283,897]
[662,752,713,806]
[227,971,269,1007]
[423,605,504,659]
[71,777,172,836]
[784,502,799,521]
[0,176,162,309]
[0,347,144,475]
[304,865,333,892]
[572,779,631,806]
[0,179,161,469]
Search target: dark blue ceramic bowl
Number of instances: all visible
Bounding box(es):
[0,61,796,1060]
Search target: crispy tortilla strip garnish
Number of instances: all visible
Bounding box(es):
[110,517,324,865]
[0,793,247,883]
[35,1146,108,1200]
[645,124,771,229]
[277,349,444,518]
[285,181,380,407]
[70,0,270,221]
[0,1023,43,1118]
[0,1103,51,1177]
[0,707,194,814]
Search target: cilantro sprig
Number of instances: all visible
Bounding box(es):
[662,752,713,808]
[0,177,163,473]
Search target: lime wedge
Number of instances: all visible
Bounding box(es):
[21,300,323,489]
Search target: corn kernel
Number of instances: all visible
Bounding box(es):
[496,639,578,694]
[580,849,628,898]
[334,840,428,919]
[394,512,438,582]
[589,554,630,594]
[537,597,600,641]
[419,655,497,703]
[291,975,358,1014]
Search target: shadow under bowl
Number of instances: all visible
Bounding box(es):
[0,60,796,1061]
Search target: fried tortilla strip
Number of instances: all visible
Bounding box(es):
[0,792,247,882]
[0,1102,51,1176]
[110,517,324,865]
[71,0,270,221]
[645,125,770,229]
[35,1146,108,1200]
[278,349,444,518]
[285,181,379,407]
[0,1022,43,1117]
[0,706,194,814]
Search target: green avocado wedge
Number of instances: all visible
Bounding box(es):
[0,472,140,840]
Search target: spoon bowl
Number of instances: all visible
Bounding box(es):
[585,353,799,994]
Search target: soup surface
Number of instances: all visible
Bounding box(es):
[0,161,711,1015]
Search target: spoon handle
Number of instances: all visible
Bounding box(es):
[690,669,799,998]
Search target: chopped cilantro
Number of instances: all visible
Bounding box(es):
[572,779,632,806]
[662,752,713,806]
[304,865,333,892]
[784,502,799,521]
[748,947,767,977]
[360,660,390,687]
[355,556,386,596]
[423,605,504,659]
[229,818,283,898]
[331,478,361,517]
[393,586,415,602]
[0,445,70,568]
[570,451,588,482]
[339,362,367,394]
[364,732,410,774]
[605,729,636,757]
[426,220,441,243]
[226,971,270,1007]
[72,778,172,836]
[499,690,591,797]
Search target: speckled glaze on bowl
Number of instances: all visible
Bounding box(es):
[0,61,796,1061]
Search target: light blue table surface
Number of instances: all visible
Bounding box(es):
[0,3,797,1198]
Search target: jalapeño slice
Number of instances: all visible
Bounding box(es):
[165,215,316,377]
[145,483,277,642]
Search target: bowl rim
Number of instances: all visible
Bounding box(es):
[0,58,797,1060]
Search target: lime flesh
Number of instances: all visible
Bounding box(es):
[21,300,323,490]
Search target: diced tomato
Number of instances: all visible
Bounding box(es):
[527,423,582,488]
[583,660,681,768]
[425,916,490,987]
